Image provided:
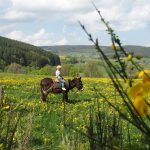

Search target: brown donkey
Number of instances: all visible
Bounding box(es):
[40,77,83,102]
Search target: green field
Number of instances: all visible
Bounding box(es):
[0,73,149,150]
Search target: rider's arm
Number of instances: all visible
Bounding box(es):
[56,70,63,79]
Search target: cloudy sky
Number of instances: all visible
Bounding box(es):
[0,0,150,46]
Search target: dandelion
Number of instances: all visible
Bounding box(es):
[3,105,10,110]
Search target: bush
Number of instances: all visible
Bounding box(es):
[6,63,26,74]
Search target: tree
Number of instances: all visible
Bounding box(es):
[6,63,26,74]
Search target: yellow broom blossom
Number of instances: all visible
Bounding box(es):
[133,95,148,117]
[111,43,116,50]
[127,80,150,100]
[127,81,144,99]
[127,53,132,61]
[138,70,150,83]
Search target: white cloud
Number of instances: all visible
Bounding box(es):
[11,0,89,12]
[0,0,11,7]
[26,28,54,46]
[55,37,68,45]
[1,0,150,45]
[6,30,25,40]
[1,0,150,30]
[69,0,150,32]
[0,23,15,34]
[2,10,36,21]
[146,43,150,47]
[2,0,91,22]
[5,28,68,46]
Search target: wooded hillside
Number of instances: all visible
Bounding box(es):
[42,45,150,58]
[0,36,60,70]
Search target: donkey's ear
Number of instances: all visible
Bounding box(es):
[76,73,79,77]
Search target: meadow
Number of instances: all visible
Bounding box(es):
[0,4,150,149]
[0,73,149,150]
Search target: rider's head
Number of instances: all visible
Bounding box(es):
[57,65,62,70]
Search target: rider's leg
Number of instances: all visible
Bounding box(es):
[61,80,66,90]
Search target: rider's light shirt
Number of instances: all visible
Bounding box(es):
[56,70,62,80]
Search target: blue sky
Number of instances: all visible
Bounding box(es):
[0,0,150,46]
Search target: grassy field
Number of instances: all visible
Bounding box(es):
[0,73,149,149]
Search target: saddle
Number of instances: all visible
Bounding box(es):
[55,78,59,83]
[52,80,69,89]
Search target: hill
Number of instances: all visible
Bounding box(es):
[0,36,60,70]
[41,45,150,58]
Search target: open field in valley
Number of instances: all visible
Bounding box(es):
[0,73,149,149]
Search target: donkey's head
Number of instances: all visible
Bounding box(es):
[72,77,83,91]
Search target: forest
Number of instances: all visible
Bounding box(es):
[0,36,60,70]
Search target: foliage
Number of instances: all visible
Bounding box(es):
[0,74,149,149]
[0,2,150,149]
[78,3,150,149]
[63,56,79,64]
[0,36,60,70]
[42,45,150,59]
[6,63,26,74]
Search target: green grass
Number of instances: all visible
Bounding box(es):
[0,73,149,149]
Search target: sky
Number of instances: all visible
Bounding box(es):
[0,0,150,46]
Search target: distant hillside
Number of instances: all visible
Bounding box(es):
[41,45,150,58]
[0,36,60,70]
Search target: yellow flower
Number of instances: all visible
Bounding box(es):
[111,43,116,50]
[3,105,10,110]
[127,80,150,99]
[125,79,132,87]
[138,70,150,83]
[133,96,148,117]
[142,82,150,96]
[127,81,143,99]
[127,54,132,61]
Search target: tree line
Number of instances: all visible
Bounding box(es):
[0,36,60,71]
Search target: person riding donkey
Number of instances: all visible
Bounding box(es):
[55,65,66,91]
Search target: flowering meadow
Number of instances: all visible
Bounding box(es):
[0,73,149,150]
[1,7,150,150]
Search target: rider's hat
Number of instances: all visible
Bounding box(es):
[57,65,62,69]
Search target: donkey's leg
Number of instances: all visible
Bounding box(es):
[41,88,47,102]
[63,92,68,102]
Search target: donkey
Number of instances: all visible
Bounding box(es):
[40,77,83,102]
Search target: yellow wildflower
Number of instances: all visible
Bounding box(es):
[127,80,150,100]
[142,82,150,96]
[127,81,143,99]
[3,105,10,110]
[127,53,132,61]
[138,70,150,83]
[125,79,132,87]
[133,95,148,117]
[111,43,116,50]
